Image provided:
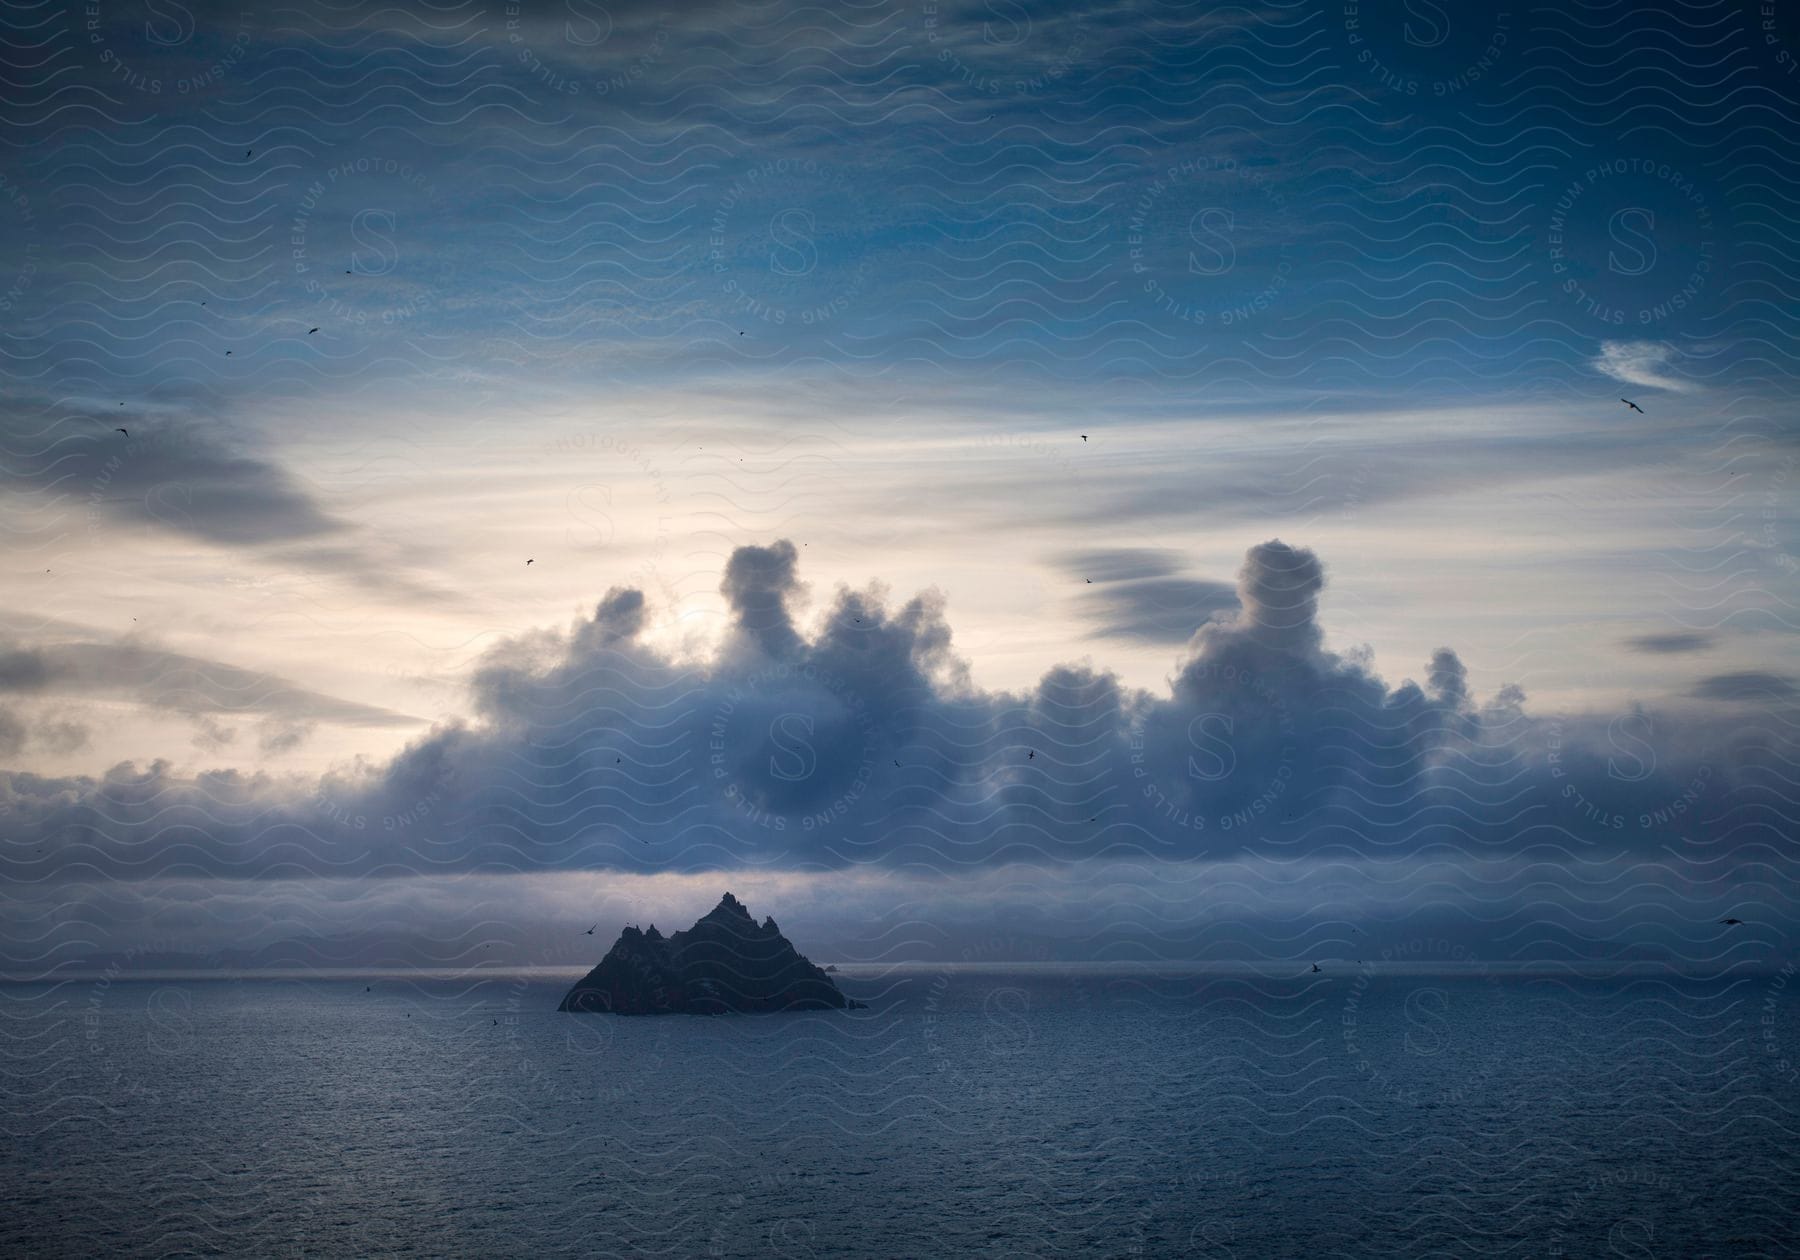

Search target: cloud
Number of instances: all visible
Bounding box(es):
[3,540,1790,978]
[720,539,808,660]
[0,403,344,547]
[0,638,418,731]
[0,402,461,606]
[0,705,90,757]
[3,539,1762,896]
[0,647,57,691]
[1592,340,1695,394]
[1060,548,1239,644]
[1625,632,1715,655]
[1690,671,1797,701]
[0,709,23,757]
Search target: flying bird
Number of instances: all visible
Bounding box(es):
[526,559,533,565]
[585,924,597,935]
[115,428,127,436]
[308,327,318,334]
[1622,398,1644,414]
[225,350,232,356]
[1719,917,1744,926]
[1081,434,1088,441]
[244,149,252,158]
[1027,749,1035,759]
[1311,963,1321,973]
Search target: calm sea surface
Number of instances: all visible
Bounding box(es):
[3,967,1797,1258]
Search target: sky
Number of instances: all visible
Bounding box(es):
[1,0,1797,973]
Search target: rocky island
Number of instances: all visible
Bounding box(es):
[558,893,864,1015]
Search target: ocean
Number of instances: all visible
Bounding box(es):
[3,966,1796,1258]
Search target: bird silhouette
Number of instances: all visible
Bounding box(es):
[244,149,252,158]
[115,428,128,436]
[585,924,597,935]
[364,985,371,992]
[1027,749,1035,759]
[1719,917,1744,926]
[1622,398,1644,414]
[308,327,318,335]
[1081,434,1088,441]
[526,559,533,565]
[1311,963,1321,973]
[225,350,232,356]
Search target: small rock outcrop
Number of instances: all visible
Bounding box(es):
[558,893,864,1015]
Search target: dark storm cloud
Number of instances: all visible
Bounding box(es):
[1691,671,1797,701]
[1626,632,1715,655]
[3,539,1766,897]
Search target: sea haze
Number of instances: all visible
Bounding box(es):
[3,968,1795,1258]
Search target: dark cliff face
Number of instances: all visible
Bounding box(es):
[557,893,862,1015]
